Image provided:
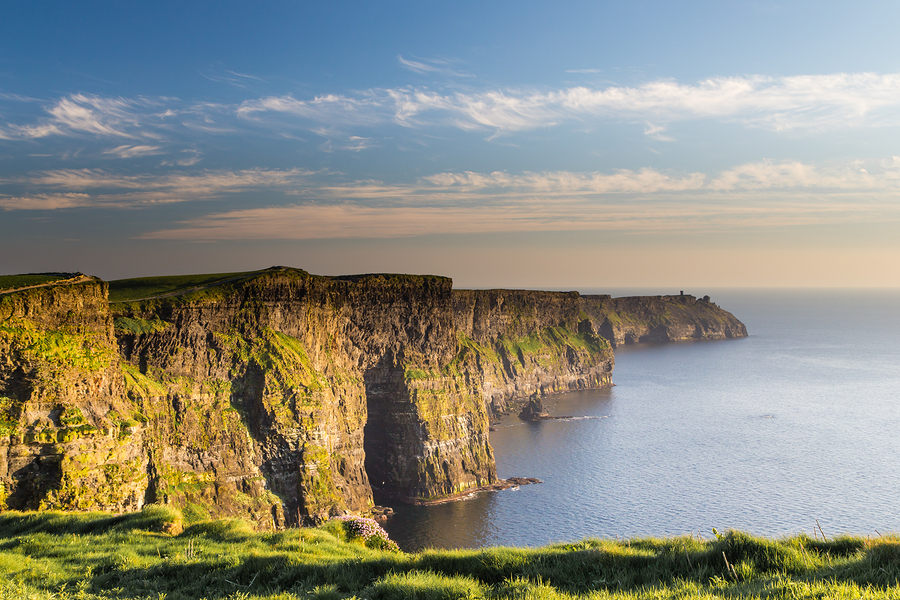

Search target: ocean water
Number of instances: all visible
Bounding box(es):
[380,289,900,550]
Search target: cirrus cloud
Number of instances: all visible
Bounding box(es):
[238,72,900,134]
[4,72,900,146]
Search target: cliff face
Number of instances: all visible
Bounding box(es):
[0,280,147,514]
[113,270,481,520]
[0,268,746,525]
[579,294,749,347]
[452,290,614,416]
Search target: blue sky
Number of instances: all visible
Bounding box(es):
[2,1,899,288]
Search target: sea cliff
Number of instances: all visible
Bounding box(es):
[0,268,746,526]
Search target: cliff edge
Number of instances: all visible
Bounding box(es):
[0,268,746,525]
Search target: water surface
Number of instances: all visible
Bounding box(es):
[381,289,900,550]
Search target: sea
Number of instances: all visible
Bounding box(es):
[379,288,900,551]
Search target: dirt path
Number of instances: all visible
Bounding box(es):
[0,274,93,296]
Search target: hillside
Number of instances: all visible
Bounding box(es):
[1,509,898,600]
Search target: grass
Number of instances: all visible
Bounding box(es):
[0,273,77,292]
[107,271,256,302]
[2,510,900,599]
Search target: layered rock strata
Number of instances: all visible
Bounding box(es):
[0,268,746,526]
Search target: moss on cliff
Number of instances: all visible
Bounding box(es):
[121,363,168,399]
[43,458,146,511]
[449,332,500,369]
[0,395,20,436]
[258,329,329,397]
[499,324,610,358]
[114,316,170,335]
[0,319,113,375]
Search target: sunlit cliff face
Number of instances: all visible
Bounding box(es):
[0,269,744,525]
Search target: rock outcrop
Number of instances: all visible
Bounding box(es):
[0,268,747,526]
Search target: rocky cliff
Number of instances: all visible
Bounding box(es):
[0,279,147,515]
[452,290,614,416]
[0,268,746,526]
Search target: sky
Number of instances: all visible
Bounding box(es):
[2,1,900,289]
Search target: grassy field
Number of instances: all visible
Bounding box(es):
[107,272,256,302]
[2,509,900,599]
[0,273,77,292]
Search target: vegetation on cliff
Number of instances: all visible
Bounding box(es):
[1,509,900,599]
[1,268,747,526]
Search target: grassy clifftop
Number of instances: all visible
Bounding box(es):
[0,273,79,292]
[1,509,899,600]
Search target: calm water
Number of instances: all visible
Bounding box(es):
[380,289,900,551]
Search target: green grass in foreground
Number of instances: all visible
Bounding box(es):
[2,508,900,600]
[107,272,255,302]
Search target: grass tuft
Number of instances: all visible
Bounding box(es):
[368,571,484,600]
[180,518,254,541]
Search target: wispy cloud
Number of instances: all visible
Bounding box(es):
[201,69,265,88]
[420,160,900,196]
[160,149,203,166]
[0,168,314,210]
[420,169,705,195]
[48,95,137,137]
[0,122,62,140]
[103,144,163,158]
[237,94,383,127]
[643,122,674,141]
[4,72,900,145]
[0,94,163,140]
[318,136,377,153]
[140,194,892,241]
[8,159,900,214]
[398,55,473,78]
[239,72,900,135]
[134,158,900,240]
[0,193,93,210]
[226,70,264,82]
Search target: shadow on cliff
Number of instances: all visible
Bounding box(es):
[362,351,409,502]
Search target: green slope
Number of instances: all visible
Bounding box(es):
[2,509,900,600]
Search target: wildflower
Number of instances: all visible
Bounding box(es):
[330,515,400,551]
